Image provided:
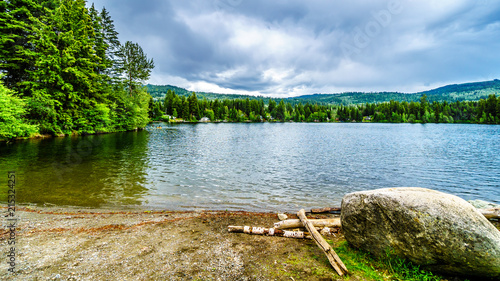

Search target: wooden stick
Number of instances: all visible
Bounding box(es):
[297,209,348,276]
[274,218,341,229]
[228,226,311,239]
[310,207,341,214]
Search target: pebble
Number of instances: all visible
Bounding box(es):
[278,213,288,221]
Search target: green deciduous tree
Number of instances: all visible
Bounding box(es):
[0,79,38,140]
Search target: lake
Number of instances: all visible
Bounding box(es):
[1,123,499,212]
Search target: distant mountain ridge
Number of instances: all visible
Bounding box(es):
[146,79,500,105]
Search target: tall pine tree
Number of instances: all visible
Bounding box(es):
[115,41,154,96]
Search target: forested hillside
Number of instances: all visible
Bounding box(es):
[420,79,500,100]
[288,92,415,105]
[148,79,500,106]
[147,84,271,103]
[290,80,500,105]
[0,0,154,140]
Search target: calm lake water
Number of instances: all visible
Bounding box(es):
[1,123,499,212]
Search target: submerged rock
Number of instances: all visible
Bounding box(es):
[341,187,500,279]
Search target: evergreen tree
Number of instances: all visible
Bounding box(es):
[276,100,286,121]
[164,89,175,115]
[181,99,190,120]
[22,0,106,134]
[188,92,199,119]
[115,41,154,96]
[1,0,154,135]
[0,0,57,94]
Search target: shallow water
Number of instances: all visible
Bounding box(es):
[1,123,499,212]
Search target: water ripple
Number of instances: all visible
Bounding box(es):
[142,123,500,211]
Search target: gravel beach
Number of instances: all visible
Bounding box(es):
[0,206,346,280]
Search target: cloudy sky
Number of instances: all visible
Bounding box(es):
[88,0,500,97]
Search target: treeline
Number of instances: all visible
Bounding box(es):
[149,90,334,122]
[0,0,154,140]
[150,91,500,124]
[339,94,500,124]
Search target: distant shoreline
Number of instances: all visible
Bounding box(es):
[3,121,498,143]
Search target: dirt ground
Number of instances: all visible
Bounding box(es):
[0,206,353,281]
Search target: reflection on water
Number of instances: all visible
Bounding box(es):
[1,123,499,211]
[0,131,150,208]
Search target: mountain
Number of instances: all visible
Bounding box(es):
[419,79,500,101]
[146,84,273,103]
[146,79,500,105]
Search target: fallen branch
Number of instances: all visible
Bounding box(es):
[479,208,500,220]
[310,207,341,214]
[297,209,348,276]
[228,226,311,239]
[274,218,341,229]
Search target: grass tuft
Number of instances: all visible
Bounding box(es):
[331,240,443,281]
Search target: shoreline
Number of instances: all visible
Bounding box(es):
[1,205,497,280]
[2,121,496,143]
[0,205,346,280]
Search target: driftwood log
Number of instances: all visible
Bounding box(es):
[274,218,341,229]
[228,226,311,239]
[297,209,348,276]
[310,207,341,214]
[228,225,339,237]
[479,208,500,220]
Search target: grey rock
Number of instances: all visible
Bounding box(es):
[341,187,500,279]
[277,213,288,221]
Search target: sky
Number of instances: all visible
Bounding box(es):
[88,0,500,97]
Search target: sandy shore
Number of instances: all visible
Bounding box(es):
[0,206,348,280]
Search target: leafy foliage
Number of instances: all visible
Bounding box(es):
[0,80,38,140]
[0,0,153,139]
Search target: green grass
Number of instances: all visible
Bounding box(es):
[331,240,443,281]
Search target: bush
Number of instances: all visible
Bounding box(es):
[0,81,39,140]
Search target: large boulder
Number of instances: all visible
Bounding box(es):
[341,187,500,279]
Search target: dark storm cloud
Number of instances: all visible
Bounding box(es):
[88,0,500,96]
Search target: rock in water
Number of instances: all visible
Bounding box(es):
[341,187,500,279]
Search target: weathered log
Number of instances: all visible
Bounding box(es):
[310,207,341,214]
[479,208,500,220]
[274,218,341,229]
[297,209,348,276]
[228,226,311,239]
